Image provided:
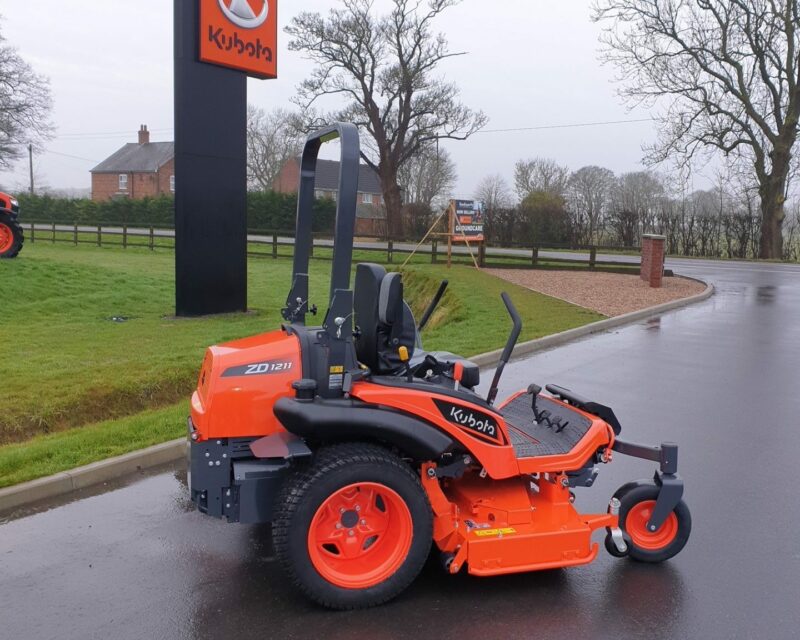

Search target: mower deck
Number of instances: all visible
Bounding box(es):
[502,394,593,458]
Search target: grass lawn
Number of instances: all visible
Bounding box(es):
[0,242,601,485]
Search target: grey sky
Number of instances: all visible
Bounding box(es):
[0,0,663,197]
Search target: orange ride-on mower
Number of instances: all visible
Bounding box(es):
[188,123,691,609]
[0,191,24,258]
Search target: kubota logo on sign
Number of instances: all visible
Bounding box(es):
[219,0,268,29]
[199,0,278,79]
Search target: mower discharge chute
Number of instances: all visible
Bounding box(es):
[188,123,691,609]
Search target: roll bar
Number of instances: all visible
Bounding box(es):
[282,123,360,324]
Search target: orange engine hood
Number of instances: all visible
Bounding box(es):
[191,328,301,440]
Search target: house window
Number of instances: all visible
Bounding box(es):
[362,193,373,204]
[119,174,128,191]
[315,190,325,199]
[170,175,175,193]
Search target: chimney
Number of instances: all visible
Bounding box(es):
[138,124,150,145]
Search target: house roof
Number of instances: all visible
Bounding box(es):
[91,142,174,173]
[306,158,382,194]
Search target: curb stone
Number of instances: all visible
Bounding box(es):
[0,279,713,515]
[0,439,186,515]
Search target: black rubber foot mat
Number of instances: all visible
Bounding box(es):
[501,393,593,458]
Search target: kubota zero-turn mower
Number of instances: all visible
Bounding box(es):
[188,124,691,609]
[0,191,24,259]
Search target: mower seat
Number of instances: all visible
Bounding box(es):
[353,264,417,375]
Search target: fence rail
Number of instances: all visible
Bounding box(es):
[21,221,641,271]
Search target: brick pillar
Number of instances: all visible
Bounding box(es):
[640,234,666,288]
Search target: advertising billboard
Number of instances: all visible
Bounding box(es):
[449,199,484,242]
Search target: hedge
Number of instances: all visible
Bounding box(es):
[17,191,337,232]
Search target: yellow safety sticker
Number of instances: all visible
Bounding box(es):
[473,527,516,537]
[329,366,344,374]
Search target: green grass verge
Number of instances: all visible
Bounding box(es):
[0,401,188,488]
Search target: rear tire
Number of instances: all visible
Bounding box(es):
[617,482,691,563]
[273,442,432,609]
[0,213,23,258]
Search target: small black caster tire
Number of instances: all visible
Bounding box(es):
[604,531,629,558]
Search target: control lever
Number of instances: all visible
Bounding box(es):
[452,361,464,391]
[528,384,542,414]
[399,346,412,383]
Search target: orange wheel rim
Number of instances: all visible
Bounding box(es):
[0,223,13,253]
[626,500,678,550]
[307,482,413,589]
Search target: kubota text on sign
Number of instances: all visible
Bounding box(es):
[199,0,278,79]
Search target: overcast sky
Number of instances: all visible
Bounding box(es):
[0,0,668,197]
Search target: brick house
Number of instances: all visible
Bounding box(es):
[273,157,386,235]
[90,126,175,201]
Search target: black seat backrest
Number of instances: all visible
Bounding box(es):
[354,263,387,371]
[354,264,417,374]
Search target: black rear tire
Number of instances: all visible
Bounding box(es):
[0,213,23,259]
[273,442,432,610]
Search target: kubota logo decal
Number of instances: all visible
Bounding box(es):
[218,0,269,29]
[199,0,277,79]
[432,398,504,445]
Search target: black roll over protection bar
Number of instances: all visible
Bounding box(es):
[282,123,360,325]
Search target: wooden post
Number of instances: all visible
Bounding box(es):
[272,233,278,259]
[73,223,78,246]
[51,222,56,244]
[30,223,35,243]
[97,225,102,247]
[388,240,394,263]
[431,239,438,264]
[123,225,128,249]
[589,246,597,270]
[478,242,486,267]
[149,226,155,251]
[532,246,539,265]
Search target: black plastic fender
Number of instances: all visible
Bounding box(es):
[274,396,455,460]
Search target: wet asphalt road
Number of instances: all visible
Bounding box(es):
[2,258,800,640]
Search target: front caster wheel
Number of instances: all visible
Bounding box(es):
[604,532,628,558]
[273,443,432,610]
[616,482,691,563]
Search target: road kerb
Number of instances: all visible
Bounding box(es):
[0,439,186,515]
[1,279,712,514]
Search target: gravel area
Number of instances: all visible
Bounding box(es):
[485,269,706,317]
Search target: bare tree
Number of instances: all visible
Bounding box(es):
[287,0,487,238]
[397,144,457,209]
[608,171,664,246]
[513,158,570,200]
[246,106,302,191]
[0,21,52,169]
[475,173,514,244]
[566,165,616,244]
[594,0,800,259]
